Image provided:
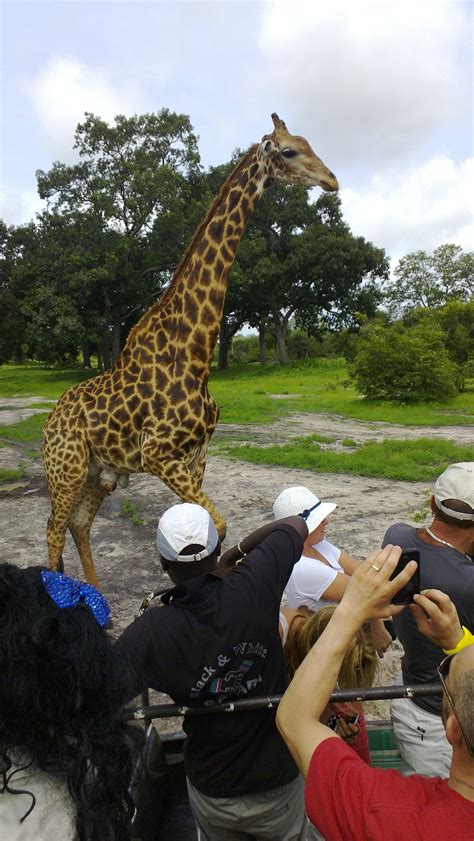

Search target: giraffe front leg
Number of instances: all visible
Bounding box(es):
[143,454,227,540]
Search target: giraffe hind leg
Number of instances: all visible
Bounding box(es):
[68,478,108,588]
[46,486,83,575]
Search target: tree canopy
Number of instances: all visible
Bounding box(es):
[383,243,474,317]
[3,108,469,385]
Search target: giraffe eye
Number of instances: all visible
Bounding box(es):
[281,148,298,159]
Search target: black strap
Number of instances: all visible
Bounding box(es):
[298,500,322,521]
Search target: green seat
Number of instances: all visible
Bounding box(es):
[367,721,402,771]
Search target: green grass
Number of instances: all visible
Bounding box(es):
[0,413,50,443]
[208,360,474,426]
[120,498,144,526]
[0,466,25,482]
[410,501,431,523]
[0,362,97,399]
[0,358,472,428]
[220,436,474,482]
[306,433,336,444]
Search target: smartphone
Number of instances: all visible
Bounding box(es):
[389,548,420,604]
[327,713,360,730]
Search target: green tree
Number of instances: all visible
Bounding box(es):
[35,110,202,364]
[404,300,474,392]
[220,189,388,366]
[349,321,458,403]
[0,221,30,362]
[384,244,474,317]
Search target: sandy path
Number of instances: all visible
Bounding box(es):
[0,398,471,722]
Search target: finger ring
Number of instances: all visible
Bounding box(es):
[371,564,381,571]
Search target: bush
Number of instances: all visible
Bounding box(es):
[349,323,458,403]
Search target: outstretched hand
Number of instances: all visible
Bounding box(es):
[410,589,463,651]
[337,544,417,624]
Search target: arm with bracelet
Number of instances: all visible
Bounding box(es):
[218,515,308,575]
[410,588,474,654]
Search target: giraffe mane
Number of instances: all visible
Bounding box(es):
[159,143,259,306]
[124,143,260,349]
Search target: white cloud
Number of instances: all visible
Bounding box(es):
[25,57,144,163]
[258,0,470,173]
[339,155,474,263]
[0,188,45,226]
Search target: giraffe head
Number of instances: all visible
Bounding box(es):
[258,113,339,192]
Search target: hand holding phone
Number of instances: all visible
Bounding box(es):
[389,549,420,604]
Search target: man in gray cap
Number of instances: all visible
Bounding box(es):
[382,462,474,777]
[115,501,309,840]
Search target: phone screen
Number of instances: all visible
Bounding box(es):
[389,548,420,604]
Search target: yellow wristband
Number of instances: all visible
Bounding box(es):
[443,626,474,656]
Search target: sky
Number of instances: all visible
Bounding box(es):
[1,0,473,267]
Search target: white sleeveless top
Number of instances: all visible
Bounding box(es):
[284,538,343,612]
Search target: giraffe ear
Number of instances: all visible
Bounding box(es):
[259,138,278,157]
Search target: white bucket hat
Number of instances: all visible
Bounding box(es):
[273,486,336,533]
[156,503,219,562]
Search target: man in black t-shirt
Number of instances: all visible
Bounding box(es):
[114,502,309,841]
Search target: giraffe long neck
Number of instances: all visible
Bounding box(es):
[125,146,268,372]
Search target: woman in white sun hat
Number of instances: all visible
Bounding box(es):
[273,485,359,612]
[273,486,392,655]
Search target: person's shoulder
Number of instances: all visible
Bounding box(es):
[383,522,414,544]
[115,598,170,644]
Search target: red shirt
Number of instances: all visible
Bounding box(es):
[305,738,474,841]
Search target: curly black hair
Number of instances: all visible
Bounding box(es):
[0,563,144,840]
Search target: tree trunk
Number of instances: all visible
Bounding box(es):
[81,339,92,368]
[98,331,111,371]
[258,326,267,366]
[112,320,122,364]
[100,290,112,370]
[274,320,289,365]
[218,319,231,370]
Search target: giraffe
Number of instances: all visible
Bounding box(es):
[43,114,339,586]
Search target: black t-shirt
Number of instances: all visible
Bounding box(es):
[383,523,474,715]
[114,523,303,796]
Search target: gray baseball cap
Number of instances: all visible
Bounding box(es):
[434,462,474,522]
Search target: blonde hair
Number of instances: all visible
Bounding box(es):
[286,605,378,689]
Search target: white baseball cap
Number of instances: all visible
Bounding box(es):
[156,503,219,562]
[273,486,336,533]
[434,463,474,522]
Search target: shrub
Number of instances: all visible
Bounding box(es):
[349,323,457,403]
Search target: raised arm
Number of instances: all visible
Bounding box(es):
[410,589,464,651]
[218,515,308,575]
[276,544,417,776]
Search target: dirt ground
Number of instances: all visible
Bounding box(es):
[0,397,471,724]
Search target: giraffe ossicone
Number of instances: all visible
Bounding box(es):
[43,114,338,587]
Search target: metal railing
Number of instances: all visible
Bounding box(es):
[122,682,442,721]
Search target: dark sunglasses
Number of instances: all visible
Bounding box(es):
[437,654,474,756]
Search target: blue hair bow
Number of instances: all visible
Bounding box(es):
[40,570,111,628]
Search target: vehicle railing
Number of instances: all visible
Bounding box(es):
[121,682,442,722]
